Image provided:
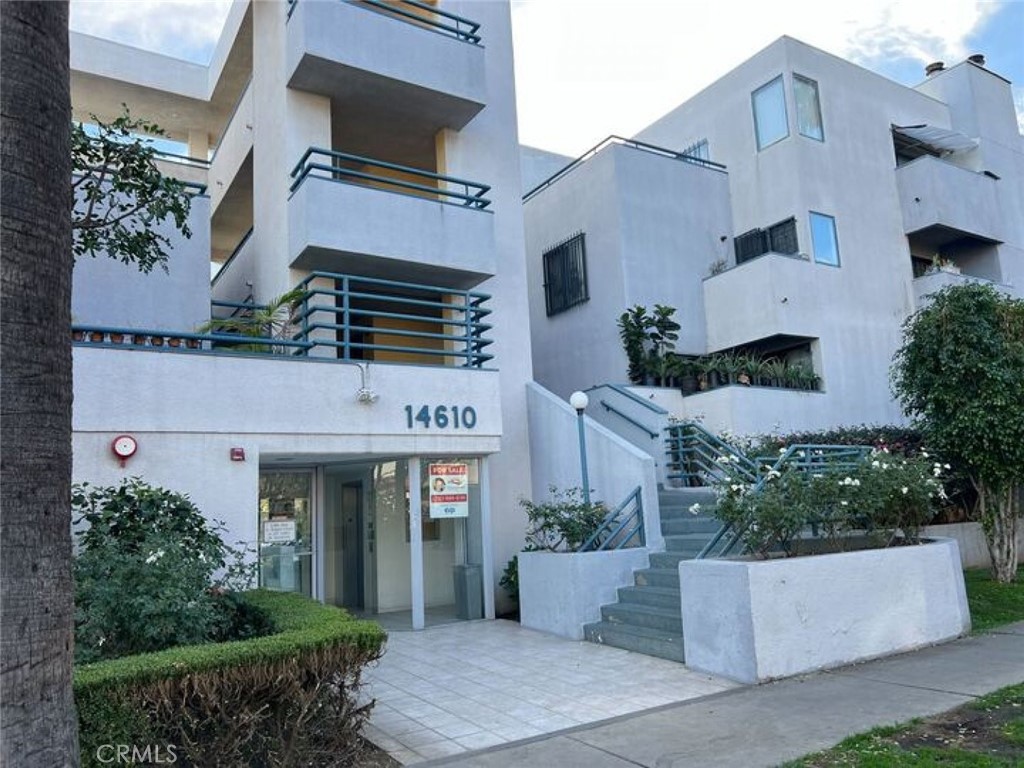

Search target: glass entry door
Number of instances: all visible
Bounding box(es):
[258,470,314,597]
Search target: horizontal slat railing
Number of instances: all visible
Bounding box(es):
[74,271,495,369]
[289,147,491,209]
[578,486,644,552]
[292,271,494,368]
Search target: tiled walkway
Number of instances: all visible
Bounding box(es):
[362,619,739,764]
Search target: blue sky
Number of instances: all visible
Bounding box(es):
[70,0,1023,156]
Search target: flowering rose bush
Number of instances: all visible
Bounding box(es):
[713,450,946,558]
[73,478,261,662]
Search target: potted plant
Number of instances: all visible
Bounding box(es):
[696,355,720,390]
[617,306,650,385]
[717,351,743,385]
[764,358,787,388]
[200,288,305,355]
[738,354,765,386]
[676,357,699,393]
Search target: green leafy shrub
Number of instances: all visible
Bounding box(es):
[73,478,260,662]
[714,450,946,557]
[500,556,519,601]
[892,282,1024,583]
[75,590,386,767]
[521,487,608,552]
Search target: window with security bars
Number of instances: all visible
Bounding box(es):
[543,232,589,316]
[734,217,798,264]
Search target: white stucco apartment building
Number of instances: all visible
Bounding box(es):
[523,37,1024,437]
[70,0,536,628]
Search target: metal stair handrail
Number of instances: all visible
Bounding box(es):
[665,421,759,486]
[577,486,644,552]
[695,440,873,558]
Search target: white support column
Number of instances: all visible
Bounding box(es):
[408,458,425,630]
[480,456,495,620]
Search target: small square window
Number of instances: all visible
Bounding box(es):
[752,76,789,150]
[794,74,824,141]
[542,232,588,316]
[809,212,840,266]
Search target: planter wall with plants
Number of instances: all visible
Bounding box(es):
[519,549,650,639]
[678,538,970,684]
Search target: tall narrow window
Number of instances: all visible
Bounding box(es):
[543,232,588,316]
[752,76,788,150]
[809,212,840,266]
[794,74,824,141]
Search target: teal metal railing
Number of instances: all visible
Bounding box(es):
[577,486,644,552]
[665,421,759,487]
[70,326,311,354]
[663,421,873,559]
[288,0,481,43]
[357,0,480,44]
[289,147,491,209]
[291,272,493,368]
[74,271,494,368]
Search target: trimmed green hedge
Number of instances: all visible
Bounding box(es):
[75,590,387,767]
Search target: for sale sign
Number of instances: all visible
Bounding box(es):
[428,463,469,519]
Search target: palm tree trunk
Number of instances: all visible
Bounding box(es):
[1,2,78,765]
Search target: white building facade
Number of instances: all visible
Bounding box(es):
[70,0,534,628]
[524,37,1024,437]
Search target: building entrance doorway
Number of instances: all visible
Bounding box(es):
[324,476,367,611]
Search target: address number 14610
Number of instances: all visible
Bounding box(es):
[404,405,477,430]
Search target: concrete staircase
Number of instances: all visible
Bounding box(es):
[583,487,719,662]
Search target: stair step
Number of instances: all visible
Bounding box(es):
[602,601,681,632]
[650,551,701,569]
[658,488,718,507]
[658,505,718,520]
[584,621,685,663]
[663,533,717,553]
[617,585,680,609]
[660,517,721,535]
[633,567,680,589]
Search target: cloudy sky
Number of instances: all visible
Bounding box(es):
[70,0,1024,156]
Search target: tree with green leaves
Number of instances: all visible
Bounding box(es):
[72,108,193,273]
[891,283,1024,583]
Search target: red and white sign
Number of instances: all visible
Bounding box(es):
[428,463,469,519]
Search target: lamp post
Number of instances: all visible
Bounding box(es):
[569,391,591,506]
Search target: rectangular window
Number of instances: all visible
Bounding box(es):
[752,75,788,150]
[809,212,840,266]
[543,232,588,316]
[794,74,824,141]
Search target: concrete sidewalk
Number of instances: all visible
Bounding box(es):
[428,622,1024,767]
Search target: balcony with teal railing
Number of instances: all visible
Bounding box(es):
[286,0,485,133]
[73,269,494,370]
[288,148,496,287]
